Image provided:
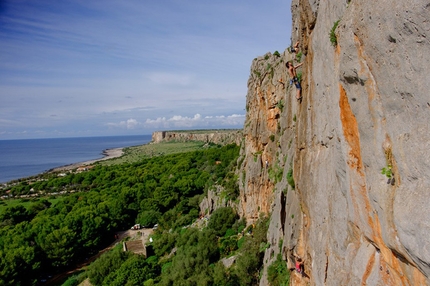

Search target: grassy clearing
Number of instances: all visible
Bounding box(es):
[0,197,63,213]
[100,141,211,166]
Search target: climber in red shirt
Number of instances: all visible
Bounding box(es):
[295,257,303,274]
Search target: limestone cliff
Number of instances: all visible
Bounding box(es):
[238,1,430,285]
[151,129,242,145]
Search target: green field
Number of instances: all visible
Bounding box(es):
[99,140,213,166]
[0,197,63,213]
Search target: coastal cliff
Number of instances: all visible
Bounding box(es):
[151,129,242,145]
[238,1,430,285]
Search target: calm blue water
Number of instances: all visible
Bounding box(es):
[0,135,152,183]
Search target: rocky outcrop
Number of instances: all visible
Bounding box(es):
[199,185,236,216]
[151,129,242,145]
[238,1,430,285]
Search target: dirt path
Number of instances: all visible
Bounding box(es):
[45,228,153,285]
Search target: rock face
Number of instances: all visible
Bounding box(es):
[238,1,430,285]
[200,185,235,216]
[151,129,242,145]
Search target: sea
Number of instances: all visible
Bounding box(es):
[0,135,152,184]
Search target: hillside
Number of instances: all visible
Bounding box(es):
[238,0,430,285]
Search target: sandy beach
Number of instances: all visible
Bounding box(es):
[50,147,124,172]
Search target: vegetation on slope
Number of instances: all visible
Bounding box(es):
[0,143,263,285]
[67,212,269,286]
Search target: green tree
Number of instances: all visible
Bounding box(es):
[208,207,238,236]
[87,246,129,286]
[231,216,269,285]
[0,224,38,286]
[159,228,219,285]
[137,210,161,227]
[102,254,158,286]
[0,205,29,226]
[40,226,76,268]
[267,253,290,286]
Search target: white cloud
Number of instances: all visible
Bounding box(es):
[126,119,138,129]
[107,118,139,129]
[106,113,245,131]
[143,113,245,129]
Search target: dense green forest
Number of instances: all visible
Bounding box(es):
[0,143,281,285]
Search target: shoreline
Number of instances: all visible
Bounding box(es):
[49,147,124,172]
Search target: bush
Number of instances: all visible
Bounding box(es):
[159,228,219,285]
[329,20,340,46]
[230,216,269,285]
[152,231,178,257]
[296,71,302,83]
[221,172,239,201]
[208,207,238,236]
[232,218,246,234]
[137,210,161,227]
[296,51,303,62]
[237,236,246,249]
[62,277,79,286]
[276,100,284,112]
[219,236,238,256]
[87,246,129,285]
[267,253,290,286]
[224,228,236,237]
[287,168,295,189]
[381,165,392,178]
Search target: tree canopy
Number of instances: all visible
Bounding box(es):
[1,143,283,286]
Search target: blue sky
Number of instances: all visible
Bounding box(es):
[0,0,292,139]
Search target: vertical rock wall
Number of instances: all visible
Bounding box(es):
[239,0,430,285]
[238,50,297,222]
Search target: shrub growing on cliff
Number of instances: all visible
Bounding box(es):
[208,207,237,236]
[273,51,281,57]
[287,168,295,189]
[276,100,284,112]
[329,20,340,46]
[296,71,302,84]
[381,165,392,178]
[267,253,290,286]
[269,164,284,184]
[296,51,303,62]
[230,216,269,285]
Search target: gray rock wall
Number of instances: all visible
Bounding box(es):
[293,0,430,284]
[239,0,430,285]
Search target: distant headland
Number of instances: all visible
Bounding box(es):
[151,129,243,145]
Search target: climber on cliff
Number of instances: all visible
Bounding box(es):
[286,61,303,101]
[290,41,300,54]
[295,257,303,274]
